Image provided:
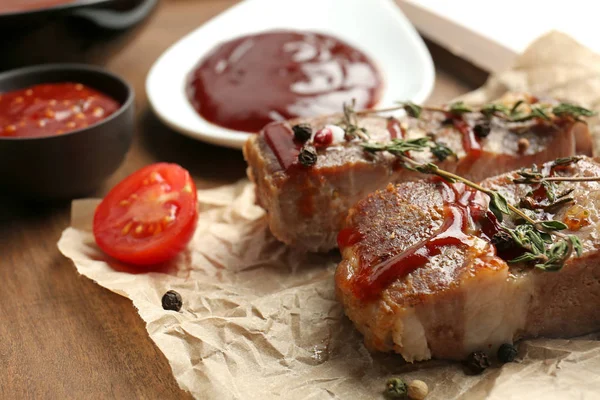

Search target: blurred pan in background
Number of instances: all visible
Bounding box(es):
[0,0,158,71]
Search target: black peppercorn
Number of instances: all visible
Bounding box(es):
[464,351,490,375]
[497,343,518,363]
[298,146,317,167]
[491,230,515,253]
[383,377,407,399]
[162,290,182,312]
[292,123,312,143]
[473,121,491,138]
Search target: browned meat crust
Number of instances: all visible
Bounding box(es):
[336,157,600,361]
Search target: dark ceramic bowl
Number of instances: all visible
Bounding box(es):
[0,64,134,199]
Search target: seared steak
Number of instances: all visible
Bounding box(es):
[336,157,600,361]
[244,95,592,252]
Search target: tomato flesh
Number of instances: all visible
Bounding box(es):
[93,163,198,266]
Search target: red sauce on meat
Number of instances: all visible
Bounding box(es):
[386,117,405,139]
[187,30,382,132]
[262,122,302,170]
[450,116,482,167]
[0,0,75,13]
[343,180,500,302]
[337,227,363,249]
[0,83,119,138]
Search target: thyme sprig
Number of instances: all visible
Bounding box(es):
[340,100,369,141]
[357,100,597,123]
[362,137,456,162]
[361,138,586,271]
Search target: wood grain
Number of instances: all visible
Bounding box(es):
[0,1,478,398]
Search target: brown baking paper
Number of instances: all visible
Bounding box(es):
[58,32,600,399]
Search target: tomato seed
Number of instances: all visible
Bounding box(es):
[121,222,132,235]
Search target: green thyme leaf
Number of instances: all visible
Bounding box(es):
[539,220,568,231]
[414,162,440,176]
[488,192,510,222]
[448,101,472,115]
[552,103,596,119]
[341,99,369,139]
[362,137,431,155]
[569,235,583,257]
[542,180,556,202]
[430,142,455,161]
[536,240,570,271]
[510,100,525,116]
[398,101,422,118]
[480,103,510,118]
[544,196,574,213]
[557,188,575,199]
[531,107,551,121]
[510,252,544,264]
[553,156,582,167]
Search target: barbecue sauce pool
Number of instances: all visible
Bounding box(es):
[340,180,501,302]
[187,30,382,132]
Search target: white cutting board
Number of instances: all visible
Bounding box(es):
[397,0,600,73]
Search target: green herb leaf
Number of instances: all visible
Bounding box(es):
[480,103,510,118]
[488,192,510,222]
[448,101,472,115]
[430,142,455,161]
[510,252,545,264]
[341,99,369,140]
[553,156,582,167]
[531,107,551,121]
[510,100,525,116]
[539,220,568,231]
[542,180,556,203]
[569,235,583,257]
[552,103,597,119]
[362,137,431,155]
[398,101,422,119]
[414,162,440,176]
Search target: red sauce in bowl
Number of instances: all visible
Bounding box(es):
[0,0,76,13]
[0,83,120,138]
[187,30,383,132]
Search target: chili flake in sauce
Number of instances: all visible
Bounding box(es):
[0,83,120,138]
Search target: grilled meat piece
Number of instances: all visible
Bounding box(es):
[244,95,592,252]
[335,157,600,361]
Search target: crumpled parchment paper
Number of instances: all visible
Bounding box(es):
[58,31,600,400]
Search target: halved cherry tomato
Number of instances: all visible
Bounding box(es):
[93,163,198,266]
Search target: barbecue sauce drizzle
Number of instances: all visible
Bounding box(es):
[340,180,500,302]
[263,122,302,170]
[386,117,405,139]
[450,116,483,167]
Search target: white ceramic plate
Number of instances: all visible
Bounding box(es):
[146,0,434,149]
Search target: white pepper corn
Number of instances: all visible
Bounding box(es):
[407,379,429,400]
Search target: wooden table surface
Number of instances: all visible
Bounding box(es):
[0,1,485,398]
